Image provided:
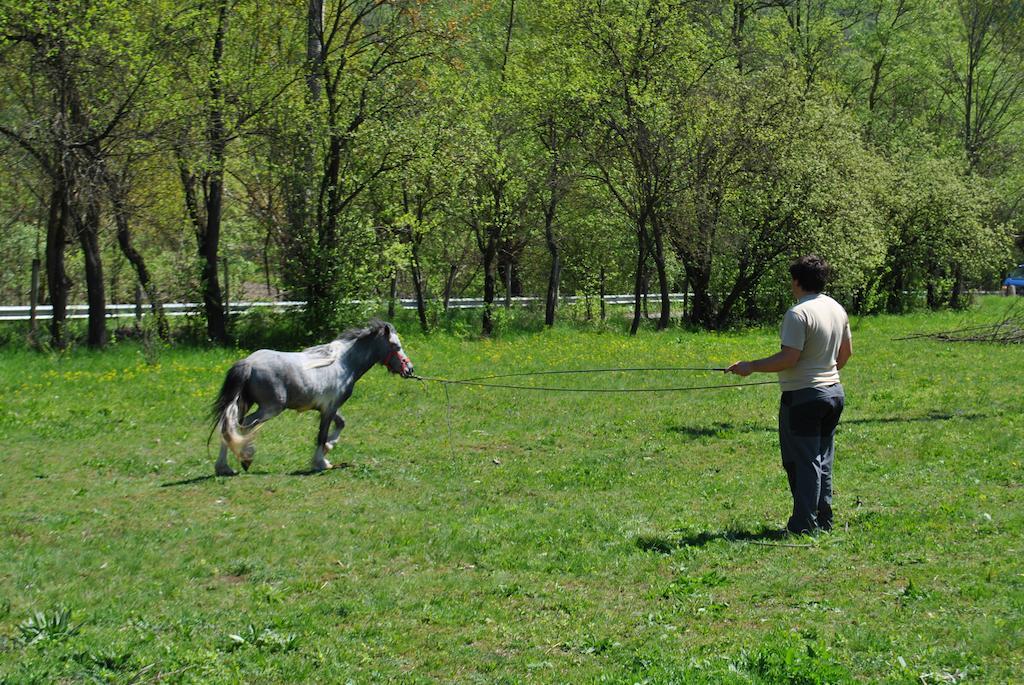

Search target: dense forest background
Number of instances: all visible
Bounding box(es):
[1,0,1021,347]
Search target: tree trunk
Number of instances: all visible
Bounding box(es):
[686,262,714,328]
[278,0,322,296]
[320,134,343,248]
[732,0,747,71]
[306,0,324,101]
[263,229,274,299]
[200,231,227,342]
[889,261,904,314]
[649,215,671,329]
[478,182,502,335]
[30,258,41,341]
[222,256,230,322]
[108,173,169,340]
[544,201,560,326]
[950,264,965,309]
[642,270,650,318]
[387,273,398,319]
[135,282,143,328]
[716,273,753,329]
[503,258,512,309]
[45,176,71,348]
[443,264,457,312]
[544,242,560,326]
[410,245,429,332]
[482,239,498,335]
[681,275,689,323]
[510,258,522,297]
[61,52,107,348]
[201,0,230,344]
[630,222,649,335]
[74,190,107,348]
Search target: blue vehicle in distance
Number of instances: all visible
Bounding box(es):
[1004,265,1024,295]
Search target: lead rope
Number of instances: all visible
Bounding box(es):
[410,367,776,459]
[410,375,776,393]
[408,369,834,548]
[455,366,729,382]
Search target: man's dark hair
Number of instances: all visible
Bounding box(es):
[789,255,830,293]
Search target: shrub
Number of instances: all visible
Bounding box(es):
[16,607,81,646]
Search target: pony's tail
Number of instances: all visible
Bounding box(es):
[210,361,252,457]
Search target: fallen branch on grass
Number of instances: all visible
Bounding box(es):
[898,300,1024,344]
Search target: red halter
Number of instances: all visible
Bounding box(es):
[381,345,404,371]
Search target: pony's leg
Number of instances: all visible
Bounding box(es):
[214,443,236,477]
[239,443,256,472]
[324,413,345,452]
[311,412,334,471]
[238,405,284,471]
[241,404,283,430]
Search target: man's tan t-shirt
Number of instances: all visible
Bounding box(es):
[777,293,851,392]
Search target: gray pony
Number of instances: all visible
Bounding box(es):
[210,320,414,475]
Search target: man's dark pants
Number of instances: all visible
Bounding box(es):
[778,383,845,534]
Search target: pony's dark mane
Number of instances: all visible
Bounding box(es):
[299,320,391,356]
[336,319,391,342]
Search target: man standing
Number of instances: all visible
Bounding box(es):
[727,255,852,534]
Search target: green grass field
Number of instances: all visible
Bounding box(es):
[1,300,1022,683]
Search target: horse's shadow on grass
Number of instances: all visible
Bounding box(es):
[287,463,352,477]
[159,472,271,487]
[159,464,351,487]
[159,474,216,487]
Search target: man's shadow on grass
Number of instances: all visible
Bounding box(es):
[668,411,990,439]
[636,526,791,552]
[159,463,351,487]
[845,411,989,425]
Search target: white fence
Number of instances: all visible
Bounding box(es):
[0,293,691,322]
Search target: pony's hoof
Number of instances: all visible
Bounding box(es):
[312,460,333,472]
[240,459,252,472]
[215,468,237,477]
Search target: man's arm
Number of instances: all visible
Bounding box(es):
[836,337,852,370]
[726,346,801,377]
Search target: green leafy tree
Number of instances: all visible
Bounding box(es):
[881,154,1011,311]
[167,0,293,343]
[574,0,716,333]
[279,0,445,336]
[0,0,170,347]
